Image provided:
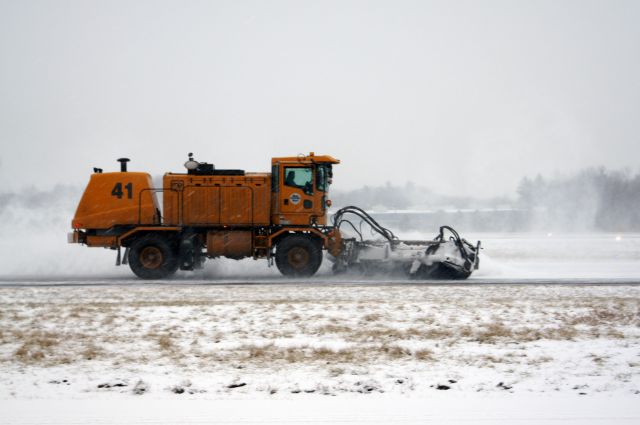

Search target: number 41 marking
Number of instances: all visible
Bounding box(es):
[111,182,133,199]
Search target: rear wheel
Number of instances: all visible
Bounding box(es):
[128,234,179,279]
[275,234,323,277]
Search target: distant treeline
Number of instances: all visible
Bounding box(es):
[332,168,640,232]
[1,169,638,233]
[330,182,509,211]
[516,168,640,232]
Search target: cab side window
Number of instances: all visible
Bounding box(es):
[284,167,313,195]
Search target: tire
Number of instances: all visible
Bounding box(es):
[275,234,323,277]
[128,234,179,279]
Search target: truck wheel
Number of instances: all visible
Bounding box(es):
[128,234,179,279]
[275,234,323,277]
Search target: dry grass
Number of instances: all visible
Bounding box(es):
[605,328,625,339]
[81,343,103,361]
[515,326,579,341]
[476,323,514,343]
[312,347,354,361]
[101,314,117,326]
[568,308,638,327]
[316,324,353,334]
[414,348,434,361]
[247,344,273,359]
[472,322,582,343]
[13,330,61,363]
[232,343,432,364]
[361,313,383,322]
[328,367,345,377]
[380,344,411,359]
[158,334,174,351]
[526,355,554,365]
[238,344,356,363]
[422,328,454,339]
[0,285,638,372]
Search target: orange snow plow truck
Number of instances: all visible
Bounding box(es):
[69,153,480,280]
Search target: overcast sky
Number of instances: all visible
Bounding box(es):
[1,0,639,197]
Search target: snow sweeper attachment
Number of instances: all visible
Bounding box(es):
[328,206,480,279]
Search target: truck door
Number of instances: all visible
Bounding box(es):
[278,165,317,225]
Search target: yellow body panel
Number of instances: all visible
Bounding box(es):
[72,172,159,229]
[86,235,118,247]
[162,173,271,226]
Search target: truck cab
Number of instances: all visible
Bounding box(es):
[270,153,340,226]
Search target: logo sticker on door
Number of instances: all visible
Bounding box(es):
[290,193,301,205]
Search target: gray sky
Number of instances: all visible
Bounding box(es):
[1,0,639,197]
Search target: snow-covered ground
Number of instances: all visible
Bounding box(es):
[1,283,639,423]
[2,201,640,423]
[0,283,640,424]
[4,395,640,424]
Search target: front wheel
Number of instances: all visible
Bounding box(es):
[275,234,323,277]
[128,234,179,279]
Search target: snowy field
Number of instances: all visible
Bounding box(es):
[1,283,639,423]
[2,214,640,423]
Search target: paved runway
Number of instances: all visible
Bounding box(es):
[0,276,639,287]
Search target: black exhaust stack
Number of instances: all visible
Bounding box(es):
[117,158,130,172]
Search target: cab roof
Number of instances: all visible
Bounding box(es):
[271,152,340,165]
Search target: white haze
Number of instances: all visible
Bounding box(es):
[1,187,639,280]
[1,0,640,198]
